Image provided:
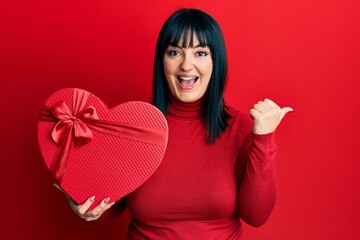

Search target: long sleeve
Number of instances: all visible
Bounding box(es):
[124,104,275,239]
[236,132,277,227]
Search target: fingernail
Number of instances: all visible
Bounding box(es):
[90,196,95,202]
[104,197,110,204]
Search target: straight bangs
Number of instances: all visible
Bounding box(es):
[168,26,208,49]
[163,15,211,50]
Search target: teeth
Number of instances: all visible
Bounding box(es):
[178,76,197,81]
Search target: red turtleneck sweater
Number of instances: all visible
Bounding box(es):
[108,96,277,239]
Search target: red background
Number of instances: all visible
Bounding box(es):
[1,0,359,239]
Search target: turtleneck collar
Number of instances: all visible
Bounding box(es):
[167,94,203,120]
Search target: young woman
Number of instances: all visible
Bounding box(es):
[56,8,292,239]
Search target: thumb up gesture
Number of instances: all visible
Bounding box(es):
[250,99,293,134]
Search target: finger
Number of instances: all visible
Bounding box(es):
[53,183,75,204]
[103,201,116,212]
[76,196,95,215]
[53,183,63,193]
[253,103,266,113]
[89,197,111,215]
[280,107,294,120]
[250,108,261,119]
[264,98,281,111]
[84,197,113,220]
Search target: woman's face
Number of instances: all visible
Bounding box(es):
[163,35,213,103]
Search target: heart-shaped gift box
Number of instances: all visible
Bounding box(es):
[38,88,168,209]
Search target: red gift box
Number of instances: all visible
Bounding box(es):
[38,88,168,209]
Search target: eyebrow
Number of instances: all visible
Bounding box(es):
[169,43,209,49]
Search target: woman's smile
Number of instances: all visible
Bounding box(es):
[177,75,199,90]
[163,35,213,103]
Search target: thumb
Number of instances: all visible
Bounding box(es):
[53,183,76,205]
[280,107,293,121]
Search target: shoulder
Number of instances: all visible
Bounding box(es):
[226,105,252,127]
[225,106,253,142]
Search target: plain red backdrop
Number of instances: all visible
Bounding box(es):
[1,0,359,239]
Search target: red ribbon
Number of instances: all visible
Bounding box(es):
[40,88,167,183]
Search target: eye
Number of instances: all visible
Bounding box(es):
[196,51,209,57]
[166,49,180,56]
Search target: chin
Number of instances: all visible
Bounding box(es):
[176,94,202,103]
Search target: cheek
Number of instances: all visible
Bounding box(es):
[202,63,213,89]
[163,61,170,75]
[163,62,172,82]
[163,60,177,79]
[208,64,213,77]
[201,61,213,80]
[163,63,175,91]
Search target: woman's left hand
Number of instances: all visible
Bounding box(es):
[250,99,293,134]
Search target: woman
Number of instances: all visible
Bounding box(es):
[56,8,292,239]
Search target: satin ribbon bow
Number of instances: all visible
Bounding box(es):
[51,100,97,147]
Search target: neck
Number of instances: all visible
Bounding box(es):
[167,94,203,120]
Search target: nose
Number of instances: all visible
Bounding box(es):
[179,54,193,72]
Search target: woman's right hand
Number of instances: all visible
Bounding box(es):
[53,183,116,221]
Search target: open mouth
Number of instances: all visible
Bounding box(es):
[177,76,199,90]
